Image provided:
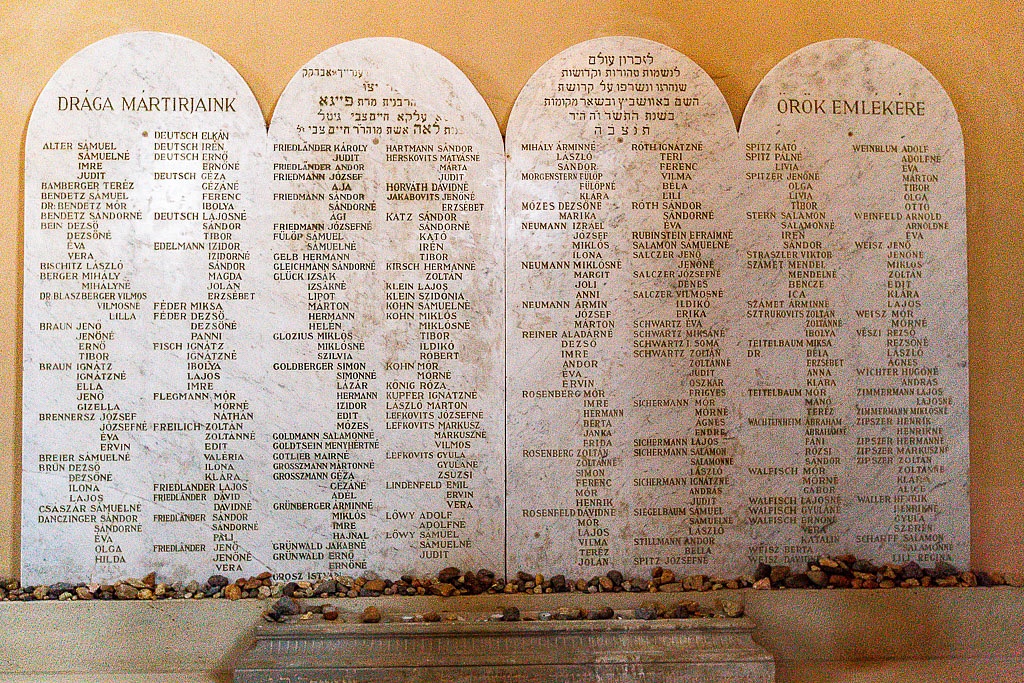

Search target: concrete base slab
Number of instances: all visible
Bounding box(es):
[234,615,774,683]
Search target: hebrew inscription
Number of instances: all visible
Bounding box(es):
[256,38,506,578]
[505,37,744,575]
[22,34,967,582]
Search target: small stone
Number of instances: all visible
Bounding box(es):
[606,570,623,586]
[658,569,676,585]
[920,576,932,587]
[142,572,156,588]
[682,574,706,592]
[936,576,958,587]
[224,584,242,601]
[715,599,744,618]
[651,566,663,579]
[588,606,614,620]
[208,575,230,588]
[58,592,73,601]
[75,586,93,600]
[634,605,658,620]
[753,578,771,590]
[852,560,878,574]
[829,574,851,588]
[114,584,138,600]
[658,582,684,593]
[575,579,588,592]
[550,575,567,592]
[879,580,896,589]
[598,577,614,591]
[185,580,201,594]
[901,578,921,588]
[360,606,381,623]
[901,562,924,580]
[137,589,154,600]
[274,596,303,616]
[556,607,583,620]
[155,583,168,597]
[431,582,457,597]
[753,563,772,581]
[933,561,958,578]
[438,567,461,584]
[785,573,811,589]
[312,579,338,597]
[501,606,520,622]
[863,579,879,589]
[322,606,339,621]
[423,611,441,623]
[258,586,272,599]
[256,571,273,581]
[32,586,49,600]
[769,566,791,584]
[818,556,839,570]
[364,579,388,594]
[807,570,828,587]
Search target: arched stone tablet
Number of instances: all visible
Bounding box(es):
[262,38,505,578]
[736,39,968,569]
[22,33,267,583]
[506,37,744,576]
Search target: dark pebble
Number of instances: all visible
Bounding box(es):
[273,596,302,616]
[322,606,339,621]
[438,567,462,584]
[312,580,338,597]
[282,581,300,597]
[588,606,614,620]
[634,605,658,621]
[501,606,521,622]
[933,561,958,579]
[550,574,567,592]
[902,562,924,580]
[516,571,533,583]
[360,606,381,624]
[784,573,811,589]
[207,575,230,588]
[753,563,772,581]
[423,611,442,623]
[851,560,877,574]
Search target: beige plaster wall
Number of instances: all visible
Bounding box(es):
[0,0,1021,578]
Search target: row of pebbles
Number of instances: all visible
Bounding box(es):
[1,556,1018,603]
[265,598,743,623]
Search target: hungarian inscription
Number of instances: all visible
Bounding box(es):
[735,39,968,570]
[260,38,506,578]
[22,32,267,583]
[505,37,744,575]
[22,34,967,582]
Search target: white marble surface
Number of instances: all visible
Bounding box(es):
[735,39,968,569]
[22,32,267,583]
[258,38,506,578]
[505,36,744,575]
[22,34,967,583]
[506,37,968,575]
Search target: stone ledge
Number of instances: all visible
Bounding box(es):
[0,588,1020,677]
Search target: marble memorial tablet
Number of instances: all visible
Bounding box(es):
[22,32,267,583]
[505,37,744,576]
[734,39,968,569]
[260,38,506,578]
[22,33,968,583]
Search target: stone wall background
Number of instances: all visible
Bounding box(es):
[1,0,1021,578]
